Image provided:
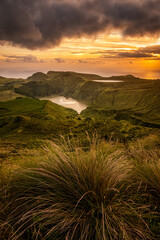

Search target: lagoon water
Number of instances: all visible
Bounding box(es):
[42,95,88,114]
[41,80,123,113]
[93,80,123,83]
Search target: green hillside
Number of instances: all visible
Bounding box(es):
[15,71,87,97]
[0,97,155,157]
[1,71,160,126]
[83,87,160,125]
[0,98,78,138]
[72,78,160,126]
[0,76,27,101]
[27,72,49,81]
[2,98,159,150]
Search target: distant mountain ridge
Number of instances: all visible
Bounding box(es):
[0,71,160,126]
[14,71,153,99]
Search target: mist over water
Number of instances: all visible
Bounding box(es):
[41,95,88,114]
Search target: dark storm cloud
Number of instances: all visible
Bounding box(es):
[118,52,153,58]
[139,45,160,54]
[100,44,160,59]
[118,45,160,58]
[0,0,160,50]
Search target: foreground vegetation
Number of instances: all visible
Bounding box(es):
[0,135,160,239]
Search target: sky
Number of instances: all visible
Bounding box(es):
[0,0,160,79]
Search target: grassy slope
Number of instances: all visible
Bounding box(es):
[14,71,160,125]
[14,72,87,97]
[0,76,27,101]
[0,97,144,137]
[0,98,78,138]
[0,90,24,102]
[86,88,160,123]
[1,71,160,126]
[0,97,77,121]
[1,97,157,165]
[79,80,160,126]
[0,76,26,91]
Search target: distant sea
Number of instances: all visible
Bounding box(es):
[0,69,159,80]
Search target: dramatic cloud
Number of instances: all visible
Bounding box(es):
[0,0,160,50]
[2,54,43,63]
[118,52,153,58]
[139,45,160,54]
[118,45,160,58]
[99,45,160,59]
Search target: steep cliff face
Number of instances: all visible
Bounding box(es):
[15,72,86,97]
[81,88,160,125]
[71,77,160,125]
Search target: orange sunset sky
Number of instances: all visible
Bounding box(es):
[0,0,160,79]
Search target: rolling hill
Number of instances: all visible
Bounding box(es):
[0,71,160,127]
[0,98,77,138]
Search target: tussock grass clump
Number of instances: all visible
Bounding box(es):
[129,138,160,200]
[2,140,151,240]
[130,143,160,205]
[128,139,160,237]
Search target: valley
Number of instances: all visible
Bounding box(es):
[0,71,160,240]
[0,70,159,163]
[1,71,160,126]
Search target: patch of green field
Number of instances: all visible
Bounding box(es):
[0,97,76,118]
[0,98,78,140]
[0,90,24,102]
[0,76,27,101]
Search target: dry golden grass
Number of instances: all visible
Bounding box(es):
[0,138,153,240]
